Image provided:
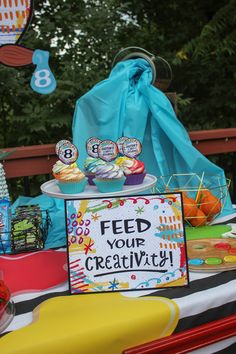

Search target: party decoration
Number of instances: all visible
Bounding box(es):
[56,140,78,165]
[98,139,118,162]
[0,160,11,253]
[0,250,68,294]
[116,136,128,155]
[55,140,71,155]
[86,137,101,158]
[0,293,179,354]
[0,0,33,45]
[0,44,32,66]
[30,49,57,94]
[0,162,9,199]
[122,138,142,158]
[66,193,188,294]
[0,0,57,94]
[156,173,228,227]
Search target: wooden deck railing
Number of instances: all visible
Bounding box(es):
[1,128,236,198]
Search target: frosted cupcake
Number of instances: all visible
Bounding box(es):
[52,160,87,194]
[83,157,106,185]
[115,157,146,185]
[94,163,125,193]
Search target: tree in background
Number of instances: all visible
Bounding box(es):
[116,0,236,129]
[0,0,235,148]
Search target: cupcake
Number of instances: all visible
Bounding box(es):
[94,163,126,193]
[52,160,87,194]
[115,157,146,185]
[83,157,106,185]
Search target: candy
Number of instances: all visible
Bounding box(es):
[205,257,222,265]
[223,255,236,263]
[188,258,204,266]
[192,244,206,249]
[214,242,231,250]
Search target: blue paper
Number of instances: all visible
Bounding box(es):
[72,58,234,218]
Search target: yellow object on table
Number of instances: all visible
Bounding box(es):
[0,293,179,354]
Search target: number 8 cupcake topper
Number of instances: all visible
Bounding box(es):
[56,140,78,165]
[0,0,56,94]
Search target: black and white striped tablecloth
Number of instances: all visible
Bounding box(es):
[2,267,236,336]
[1,215,236,353]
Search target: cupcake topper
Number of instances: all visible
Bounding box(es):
[56,140,78,165]
[98,140,118,162]
[55,140,71,155]
[86,137,101,158]
[116,137,128,155]
[122,138,142,158]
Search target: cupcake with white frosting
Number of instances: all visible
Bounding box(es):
[94,163,126,193]
[115,156,146,185]
[52,160,87,194]
[83,157,106,185]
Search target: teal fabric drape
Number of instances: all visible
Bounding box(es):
[72,58,233,217]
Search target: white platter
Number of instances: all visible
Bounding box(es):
[40,174,157,199]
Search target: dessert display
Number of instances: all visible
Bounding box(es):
[52,160,87,194]
[115,156,146,185]
[83,157,106,185]
[93,163,126,193]
[49,137,149,195]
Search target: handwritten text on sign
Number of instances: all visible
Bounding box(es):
[66,193,188,294]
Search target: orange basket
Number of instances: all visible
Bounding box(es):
[155,173,230,227]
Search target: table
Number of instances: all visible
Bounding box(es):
[1,197,236,353]
[0,248,236,353]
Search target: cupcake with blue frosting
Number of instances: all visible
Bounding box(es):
[94,163,125,193]
[83,157,106,185]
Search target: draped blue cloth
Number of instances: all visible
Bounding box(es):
[72,58,234,217]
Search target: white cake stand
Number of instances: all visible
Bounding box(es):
[40,174,157,199]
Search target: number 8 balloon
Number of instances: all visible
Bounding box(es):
[0,0,57,94]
